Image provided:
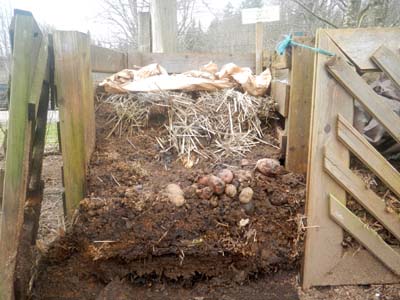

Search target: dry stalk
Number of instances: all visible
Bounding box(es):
[100,89,275,162]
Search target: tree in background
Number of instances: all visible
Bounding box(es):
[240,0,264,9]
[98,0,205,51]
[0,2,11,78]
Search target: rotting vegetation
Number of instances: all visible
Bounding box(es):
[32,89,306,299]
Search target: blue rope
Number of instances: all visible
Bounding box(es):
[276,35,335,57]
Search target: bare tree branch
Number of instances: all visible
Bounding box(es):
[290,0,339,28]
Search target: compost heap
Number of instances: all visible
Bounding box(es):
[33,64,305,299]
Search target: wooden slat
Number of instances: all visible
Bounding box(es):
[54,31,89,216]
[271,81,290,117]
[371,45,400,90]
[326,28,400,70]
[324,150,400,241]
[255,22,263,74]
[302,29,354,289]
[80,36,96,163]
[271,68,290,83]
[0,11,44,300]
[326,56,400,144]
[90,45,127,73]
[329,194,400,276]
[285,37,315,173]
[138,52,256,73]
[337,114,400,198]
[271,51,291,69]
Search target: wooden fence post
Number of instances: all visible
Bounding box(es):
[151,0,177,53]
[53,31,95,216]
[0,10,48,300]
[255,22,263,74]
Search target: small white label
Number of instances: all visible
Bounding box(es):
[241,5,280,24]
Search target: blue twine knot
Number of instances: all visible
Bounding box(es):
[276,35,335,57]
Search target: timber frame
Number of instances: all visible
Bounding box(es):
[303,28,400,288]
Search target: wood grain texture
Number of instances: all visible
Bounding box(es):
[325,28,400,70]
[302,29,354,289]
[54,31,92,216]
[337,114,400,198]
[329,194,400,276]
[0,12,44,300]
[91,45,127,73]
[271,51,291,69]
[326,55,400,144]
[151,0,177,53]
[271,81,290,117]
[255,22,263,74]
[324,150,400,241]
[285,37,315,173]
[371,45,400,90]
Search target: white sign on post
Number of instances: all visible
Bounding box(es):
[241,5,280,24]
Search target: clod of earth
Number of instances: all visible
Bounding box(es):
[239,187,254,204]
[165,183,185,207]
[197,186,214,200]
[207,175,226,195]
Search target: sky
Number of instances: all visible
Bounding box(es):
[1,0,248,41]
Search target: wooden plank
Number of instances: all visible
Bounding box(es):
[255,22,263,74]
[271,68,290,83]
[324,150,400,241]
[79,35,96,163]
[139,52,256,73]
[262,49,272,69]
[271,51,291,69]
[29,70,50,190]
[285,37,314,174]
[54,31,88,216]
[90,45,126,73]
[326,55,400,144]
[271,81,290,117]
[337,114,400,198]
[277,126,287,157]
[302,29,354,289]
[0,11,43,300]
[371,45,400,90]
[326,28,400,70]
[329,194,400,276]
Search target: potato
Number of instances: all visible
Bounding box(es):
[217,169,234,183]
[225,184,237,198]
[165,184,185,207]
[256,158,281,175]
[208,175,226,195]
[239,187,254,204]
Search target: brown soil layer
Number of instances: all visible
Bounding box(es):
[32,103,306,299]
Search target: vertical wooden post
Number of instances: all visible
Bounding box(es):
[285,37,315,173]
[138,12,151,53]
[53,31,95,216]
[0,10,46,300]
[255,22,264,74]
[151,0,177,53]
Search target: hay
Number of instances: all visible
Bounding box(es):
[100,89,276,162]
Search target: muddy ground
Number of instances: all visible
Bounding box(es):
[30,104,400,300]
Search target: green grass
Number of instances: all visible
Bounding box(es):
[0,122,59,147]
